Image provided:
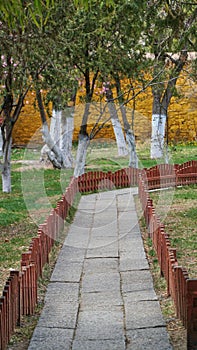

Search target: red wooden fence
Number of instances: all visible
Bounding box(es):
[0,161,197,349]
[77,160,197,193]
[138,167,197,350]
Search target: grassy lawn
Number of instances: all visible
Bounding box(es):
[149,185,197,278]
[84,140,197,170]
[0,161,73,293]
[0,142,196,349]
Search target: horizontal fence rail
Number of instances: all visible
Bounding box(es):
[0,160,197,349]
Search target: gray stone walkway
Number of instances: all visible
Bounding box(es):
[28,188,172,350]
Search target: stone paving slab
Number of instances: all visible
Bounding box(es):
[83,257,118,273]
[124,300,166,329]
[118,217,139,233]
[64,226,90,237]
[35,283,79,330]
[28,328,74,350]
[90,222,118,237]
[44,282,79,303]
[117,202,136,212]
[93,212,117,227]
[74,310,124,340]
[119,242,147,257]
[126,327,172,350]
[123,288,158,302]
[119,236,147,250]
[81,271,120,293]
[77,199,96,210]
[57,245,86,261]
[119,257,149,271]
[86,245,119,258]
[88,236,118,249]
[37,304,78,329]
[65,234,90,248]
[80,291,123,311]
[51,260,83,282]
[121,270,154,293]
[70,211,94,227]
[72,339,125,350]
[95,200,117,210]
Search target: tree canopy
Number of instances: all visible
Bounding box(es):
[0,0,196,189]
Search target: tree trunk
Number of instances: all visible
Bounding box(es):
[0,128,3,157]
[50,109,61,148]
[37,89,66,168]
[40,107,74,168]
[74,103,90,177]
[120,104,138,167]
[42,121,67,168]
[73,67,98,177]
[114,74,138,167]
[61,107,74,168]
[0,53,28,192]
[73,134,89,177]
[151,50,188,159]
[126,130,138,168]
[2,135,12,193]
[151,113,166,159]
[105,86,128,156]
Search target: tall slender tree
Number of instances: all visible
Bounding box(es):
[0,0,55,192]
[145,1,197,159]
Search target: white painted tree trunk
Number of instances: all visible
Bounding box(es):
[74,135,89,177]
[50,109,61,148]
[151,114,166,159]
[105,86,128,156]
[41,121,64,168]
[61,108,74,168]
[40,109,74,168]
[111,117,128,156]
[0,128,3,157]
[126,130,138,168]
[2,137,12,193]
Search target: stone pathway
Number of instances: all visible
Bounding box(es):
[28,188,172,350]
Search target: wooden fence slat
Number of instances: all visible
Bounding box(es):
[187,279,197,349]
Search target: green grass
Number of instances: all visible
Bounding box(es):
[9,141,197,173]
[179,206,197,219]
[86,141,197,171]
[11,147,41,161]
[0,163,74,294]
[0,171,27,226]
[149,184,197,278]
[0,166,73,226]
[0,223,36,265]
[169,143,197,164]
[173,185,197,200]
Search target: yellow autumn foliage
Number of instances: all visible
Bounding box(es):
[12,71,197,146]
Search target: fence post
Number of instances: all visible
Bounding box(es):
[186,279,197,349]
[0,296,6,350]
